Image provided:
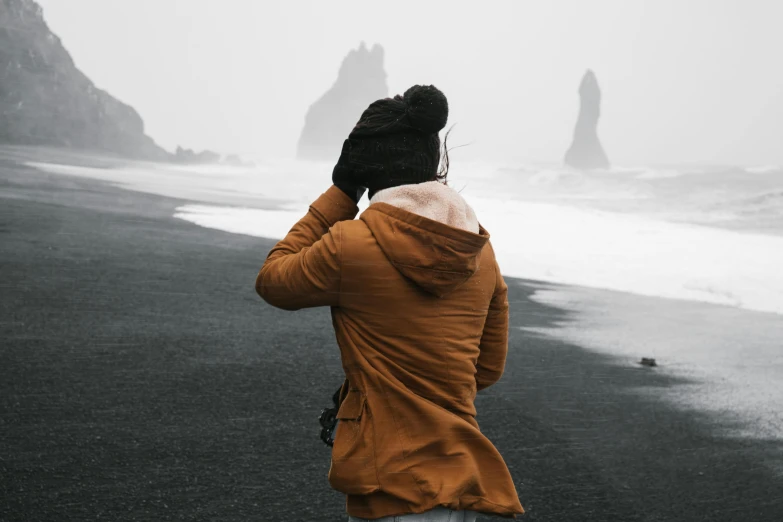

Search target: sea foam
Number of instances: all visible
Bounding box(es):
[175,196,783,315]
[28,158,783,315]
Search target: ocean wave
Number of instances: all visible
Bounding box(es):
[175,196,783,316]
[710,190,783,217]
[634,168,685,180]
[29,157,783,315]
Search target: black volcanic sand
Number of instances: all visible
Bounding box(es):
[2,159,782,521]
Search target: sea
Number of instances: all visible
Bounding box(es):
[27,156,783,314]
[21,154,783,446]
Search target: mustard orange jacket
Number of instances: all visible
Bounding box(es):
[256,183,524,519]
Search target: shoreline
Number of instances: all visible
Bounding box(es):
[11,145,783,317]
[523,282,783,445]
[2,159,783,520]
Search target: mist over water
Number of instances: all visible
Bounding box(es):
[29,159,783,316]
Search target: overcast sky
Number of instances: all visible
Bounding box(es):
[37,0,783,166]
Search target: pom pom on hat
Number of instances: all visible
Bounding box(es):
[403,85,449,134]
[349,84,448,138]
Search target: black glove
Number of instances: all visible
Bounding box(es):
[336,184,367,204]
[332,139,368,204]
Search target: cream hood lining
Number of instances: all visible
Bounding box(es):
[368,181,479,234]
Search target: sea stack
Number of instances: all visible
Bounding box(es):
[564,69,610,169]
[296,42,388,161]
[0,0,168,160]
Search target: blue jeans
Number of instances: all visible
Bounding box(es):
[348,507,480,522]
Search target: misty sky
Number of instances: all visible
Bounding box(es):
[37,0,783,166]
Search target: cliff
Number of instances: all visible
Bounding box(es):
[564,69,610,169]
[296,42,388,161]
[0,0,169,160]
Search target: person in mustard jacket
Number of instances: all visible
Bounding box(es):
[256,85,524,521]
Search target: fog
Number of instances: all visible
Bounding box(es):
[36,0,783,166]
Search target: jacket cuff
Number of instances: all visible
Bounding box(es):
[310,185,360,225]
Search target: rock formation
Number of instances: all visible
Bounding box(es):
[564,69,610,169]
[223,154,248,167]
[0,0,168,160]
[170,147,254,167]
[173,146,221,165]
[296,42,388,161]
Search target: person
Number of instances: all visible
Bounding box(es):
[255,85,524,521]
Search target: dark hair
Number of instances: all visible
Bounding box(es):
[434,125,455,184]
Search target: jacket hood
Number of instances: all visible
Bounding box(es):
[359,181,489,297]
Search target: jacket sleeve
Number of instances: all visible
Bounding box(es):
[255,185,359,311]
[475,251,509,392]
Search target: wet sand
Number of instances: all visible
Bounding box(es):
[2,158,782,521]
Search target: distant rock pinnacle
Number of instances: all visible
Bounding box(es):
[564,69,610,169]
[296,42,388,161]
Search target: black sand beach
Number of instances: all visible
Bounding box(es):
[2,156,783,521]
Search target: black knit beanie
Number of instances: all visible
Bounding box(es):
[332,85,449,199]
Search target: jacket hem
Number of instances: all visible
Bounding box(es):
[346,492,524,520]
